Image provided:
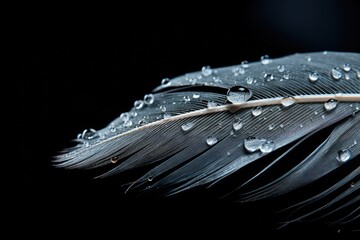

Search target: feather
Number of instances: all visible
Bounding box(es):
[53,51,360,229]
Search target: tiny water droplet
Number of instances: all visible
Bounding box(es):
[337,149,351,163]
[232,118,243,131]
[314,110,319,115]
[108,125,117,132]
[144,94,154,105]
[182,122,194,131]
[111,156,119,163]
[81,128,99,140]
[299,124,304,128]
[323,51,328,55]
[206,136,218,146]
[263,73,274,81]
[342,63,351,72]
[193,93,200,99]
[246,77,254,84]
[260,55,271,65]
[281,97,296,107]
[260,140,275,153]
[202,66,212,76]
[147,176,153,182]
[161,78,170,85]
[350,182,355,188]
[120,112,130,122]
[159,105,167,112]
[307,57,312,62]
[207,101,218,108]
[138,119,147,126]
[331,68,342,80]
[324,99,338,111]
[163,113,171,119]
[226,86,252,103]
[344,74,350,80]
[213,76,222,83]
[123,120,133,127]
[134,100,144,109]
[84,141,90,147]
[309,72,319,82]
[252,106,263,117]
[268,124,275,131]
[357,71,360,79]
[277,65,285,72]
[130,112,138,118]
[183,96,191,102]
[241,60,249,68]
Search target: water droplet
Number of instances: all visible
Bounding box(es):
[314,110,319,115]
[134,100,144,109]
[281,97,296,107]
[213,76,222,83]
[138,119,147,126]
[260,55,271,65]
[277,65,285,72]
[307,57,312,62]
[232,118,243,131]
[350,182,355,188]
[206,136,218,146]
[130,112,138,118]
[344,74,350,80]
[309,72,319,82]
[246,77,254,84]
[260,140,275,153]
[183,96,191,102]
[323,51,328,55]
[202,66,212,76]
[337,149,351,163]
[263,73,274,81]
[159,105,167,112]
[207,101,218,108]
[147,176,153,182]
[144,94,154,105]
[357,71,360,79]
[111,156,119,163]
[252,106,263,117]
[182,122,194,131]
[342,63,351,72]
[283,74,290,80]
[324,99,338,111]
[299,124,304,128]
[331,68,342,80]
[161,78,170,85]
[108,125,117,132]
[268,124,275,131]
[123,120,133,127]
[81,128,99,140]
[226,86,252,103]
[241,60,249,68]
[244,137,269,153]
[193,93,200,99]
[120,112,130,122]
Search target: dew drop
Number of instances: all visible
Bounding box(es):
[246,77,254,84]
[260,140,275,153]
[202,66,213,76]
[226,86,252,103]
[307,57,312,62]
[252,106,263,117]
[232,118,243,131]
[350,182,355,188]
[357,71,360,79]
[193,93,200,99]
[163,113,171,119]
[147,176,153,182]
[244,137,267,153]
[281,97,296,107]
[111,156,119,163]
[120,112,130,122]
[342,63,351,72]
[260,55,271,65]
[268,124,275,131]
[331,68,342,80]
[263,73,274,81]
[283,74,290,80]
[309,72,319,82]
[134,100,144,109]
[277,65,285,72]
[241,60,249,68]
[123,120,133,127]
[161,78,170,85]
[324,99,338,111]
[81,128,99,140]
[159,105,167,112]
[337,149,351,163]
[183,96,191,102]
[181,122,194,132]
[344,74,350,80]
[144,94,154,105]
[206,136,218,146]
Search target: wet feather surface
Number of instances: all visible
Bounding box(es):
[54,51,360,231]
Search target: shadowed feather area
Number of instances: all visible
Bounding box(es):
[54,51,360,231]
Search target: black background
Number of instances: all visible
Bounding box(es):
[12,0,359,239]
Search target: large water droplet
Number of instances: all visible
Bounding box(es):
[324,99,338,111]
[134,100,144,109]
[244,137,267,153]
[260,55,271,65]
[342,63,351,72]
[182,122,194,131]
[252,106,263,117]
[337,149,351,163]
[260,140,275,153]
[202,66,213,76]
[144,94,154,105]
[309,72,319,82]
[281,97,296,107]
[226,86,252,103]
[206,136,218,146]
[232,118,243,131]
[331,68,342,80]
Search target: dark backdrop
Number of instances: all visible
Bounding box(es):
[13,0,359,238]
